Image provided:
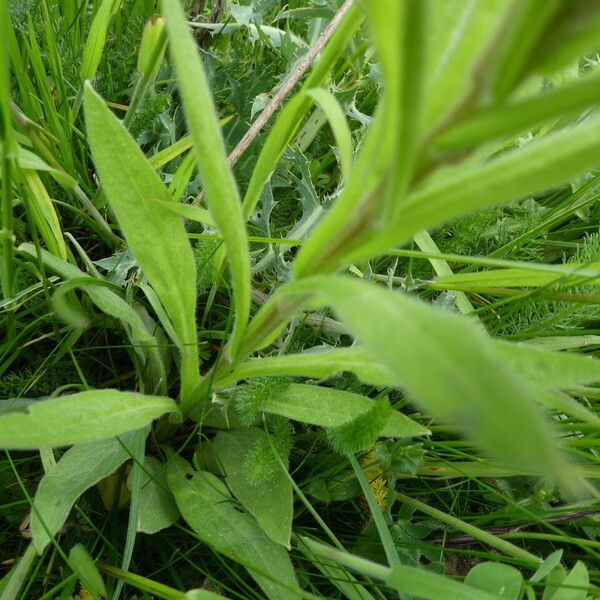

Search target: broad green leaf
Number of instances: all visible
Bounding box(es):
[484,0,562,102]
[212,428,293,547]
[84,83,199,409]
[68,544,107,599]
[132,456,179,534]
[0,390,177,449]
[249,277,575,488]
[80,0,120,81]
[262,383,429,438]
[544,561,589,600]
[387,564,503,600]
[162,0,250,361]
[366,0,426,216]
[434,71,600,152]
[167,454,301,600]
[465,563,523,599]
[305,88,353,182]
[31,433,137,552]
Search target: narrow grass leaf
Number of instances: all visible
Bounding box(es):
[305,88,353,182]
[18,244,165,388]
[430,263,600,291]
[167,454,301,600]
[212,428,293,547]
[80,0,120,81]
[262,383,428,438]
[84,83,199,409]
[31,433,138,552]
[0,390,177,449]
[162,0,250,360]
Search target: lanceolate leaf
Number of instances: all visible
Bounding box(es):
[84,83,199,409]
[0,390,177,449]
[80,0,120,81]
[162,0,250,361]
[167,454,301,600]
[212,428,293,547]
[262,384,428,438]
[246,277,576,489]
[347,116,600,266]
[31,433,138,552]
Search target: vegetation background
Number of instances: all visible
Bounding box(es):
[2,0,600,599]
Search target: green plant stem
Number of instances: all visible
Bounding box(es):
[296,536,391,582]
[396,492,542,566]
[97,563,184,600]
[1,153,14,299]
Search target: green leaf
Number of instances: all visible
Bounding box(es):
[212,428,293,547]
[216,346,395,388]
[162,0,250,361]
[68,544,107,599]
[80,0,120,81]
[262,383,428,438]
[387,564,503,600]
[422,0,509,130]
[83,83,199,409]
[0,390,177,449]
[530,550,564,584]
[305,88,353,182]
[252,277,575,489]
[434,71,600,152]
[31,433,137,552]
[167,454,301,600]
[18,244,165,391]
[430,263,600,291]
[327,398,392,455]
[465,562,523,599]
[350,116,600,265]
[133,456,179,535]
[544,561,589,600]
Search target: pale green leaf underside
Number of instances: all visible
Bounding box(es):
[31,433,138,552]
[0,390,177,449]
[167,454,301,600]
